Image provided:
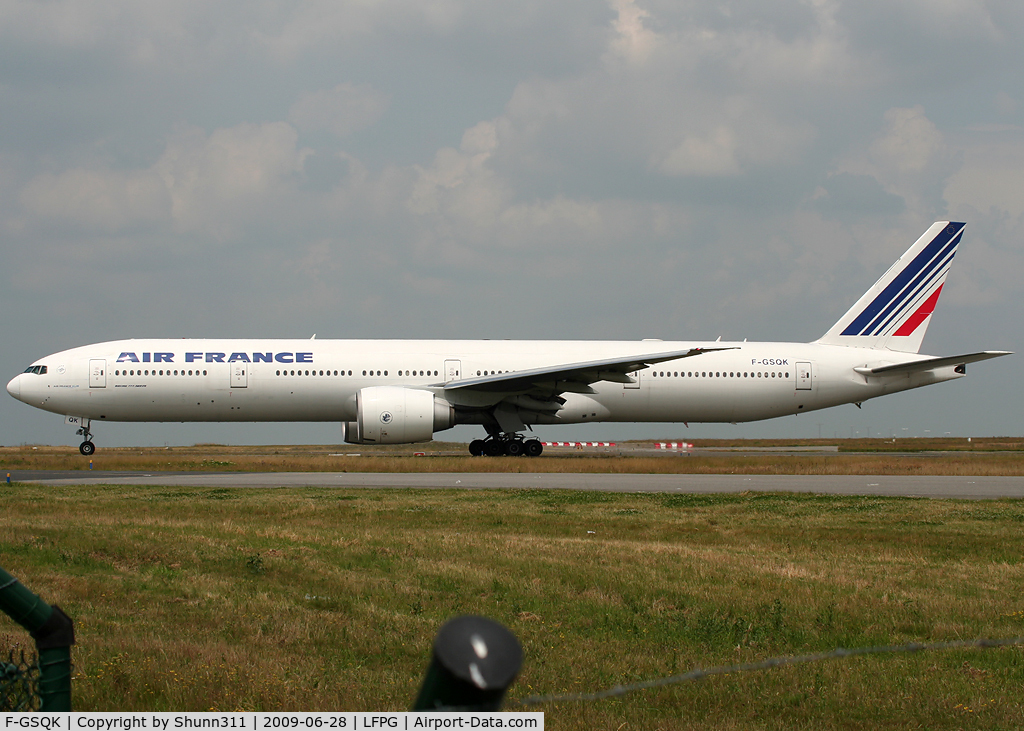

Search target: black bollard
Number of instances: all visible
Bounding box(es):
[413,615,522,712]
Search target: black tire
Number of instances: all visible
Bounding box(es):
[525,439,543,457]
[468,439,486,456]
[484,440,504,457]
[505,439,524,457]
[79,441,96,456]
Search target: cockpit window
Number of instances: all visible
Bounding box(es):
[23,365,47,375]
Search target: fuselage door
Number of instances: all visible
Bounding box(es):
[444,359,461,384]
[796,361,812,391]
[624,370,641,389]
[89,359,106,388]
[231,363,248,388]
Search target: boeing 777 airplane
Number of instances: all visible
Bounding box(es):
[6,222,1010,457]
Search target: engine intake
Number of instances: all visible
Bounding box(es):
[343,386,454,444]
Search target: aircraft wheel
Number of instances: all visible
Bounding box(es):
[484,440,504,457]
[525,439,543,457]
[505,439,524,457]
[468,439,486,456]
[79,441,96,456]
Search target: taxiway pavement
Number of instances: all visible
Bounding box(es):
[9,471,1024,499]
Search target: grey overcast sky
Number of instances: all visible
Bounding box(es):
[1,0,1021,448]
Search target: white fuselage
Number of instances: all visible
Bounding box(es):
[7,338,961,429]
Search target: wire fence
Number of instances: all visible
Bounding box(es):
[1,648,41,712]
[507,637,1024,708]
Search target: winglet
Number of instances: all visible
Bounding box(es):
[817,222,964,353]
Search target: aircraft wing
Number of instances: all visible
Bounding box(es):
[854,350,1011,376]
[443,347,739,395]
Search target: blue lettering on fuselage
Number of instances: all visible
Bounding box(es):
[116,352,313,364]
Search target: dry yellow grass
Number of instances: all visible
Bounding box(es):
[2,439,1023,475]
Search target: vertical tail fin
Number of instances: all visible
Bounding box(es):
[816,222,964,353]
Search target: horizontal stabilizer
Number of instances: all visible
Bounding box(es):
[853,351,1011,376]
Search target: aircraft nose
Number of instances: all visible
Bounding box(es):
[6,374,21,400]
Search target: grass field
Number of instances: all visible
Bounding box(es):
[2,483,1022,728]
[2,437,1024,475]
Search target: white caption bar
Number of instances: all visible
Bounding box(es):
[1,713,543,731]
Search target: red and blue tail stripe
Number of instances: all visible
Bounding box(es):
[840,223,963,337]
[817,222,965,353]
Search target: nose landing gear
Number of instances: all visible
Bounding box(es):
[468,434,544,457]
[75,419,96,456]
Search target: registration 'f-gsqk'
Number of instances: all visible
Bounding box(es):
[7,222,1010,457]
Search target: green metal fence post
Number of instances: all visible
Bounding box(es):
[413,615,522,712]
[0,566,74,711]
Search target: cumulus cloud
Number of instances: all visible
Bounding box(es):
[17,122,312,243]
[607,0,659,66]
[827,105,960,221]
[869,106,946,175]
[408,121,505,219]
[288,83,390,137]
[660,127,741,176]
[19,168,170,232]
[945,130,1024,220]
[154,122,311,240]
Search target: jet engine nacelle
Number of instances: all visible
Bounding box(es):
[342,386,455,444]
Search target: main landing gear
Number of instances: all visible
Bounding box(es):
[75,419,96,456]
[468,434,544,457]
